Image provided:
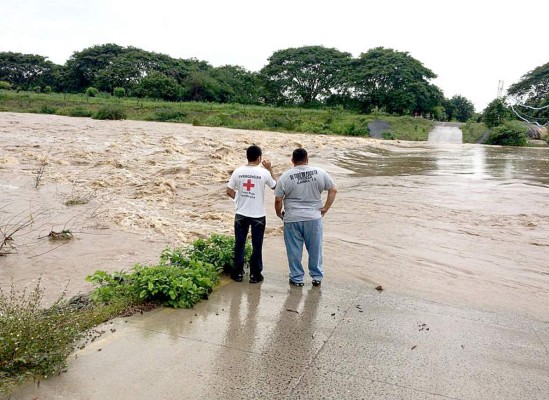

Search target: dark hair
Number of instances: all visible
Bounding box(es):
[246,145,262,162]
[292,148,308,163]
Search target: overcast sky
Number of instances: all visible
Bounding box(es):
[1,0,547,111]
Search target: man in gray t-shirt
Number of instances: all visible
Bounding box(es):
[274,148,337,287]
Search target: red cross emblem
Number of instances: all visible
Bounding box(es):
[243,179,255,191]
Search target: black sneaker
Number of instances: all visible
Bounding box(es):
[249,274,264,284]
[230,273,243,282]
[289,279,304,287]
[312,279,322,287]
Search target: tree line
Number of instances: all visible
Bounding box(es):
[0,44,546,123]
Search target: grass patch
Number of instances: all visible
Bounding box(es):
[0,90,434,140]
[461,121,489,143]
[0,281,134,394]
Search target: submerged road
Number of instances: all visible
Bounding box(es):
[428,122,463,144]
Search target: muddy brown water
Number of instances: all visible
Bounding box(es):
[1,113,548,321]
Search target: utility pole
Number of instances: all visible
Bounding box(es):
[497,80,504,99]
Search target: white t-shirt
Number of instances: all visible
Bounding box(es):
[228,165,276,218]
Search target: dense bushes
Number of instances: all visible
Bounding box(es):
[487,122,528,146]
[87,234,250,307]
[92,105,126,120]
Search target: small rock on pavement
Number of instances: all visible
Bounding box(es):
[375,285,383,291]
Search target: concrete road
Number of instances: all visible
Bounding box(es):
[9,269,549,400]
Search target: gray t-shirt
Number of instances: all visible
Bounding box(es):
[274,165,335,222]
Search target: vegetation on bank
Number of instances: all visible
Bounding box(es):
[0,234,250,395]
[0,90,435,140]
[0,44,467,119]
[1,44,546,143]
[461,120,489,144]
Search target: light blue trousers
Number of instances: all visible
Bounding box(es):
[283,219,323,283]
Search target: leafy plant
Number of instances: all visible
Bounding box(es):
[133,262,218,308]
[161,234,251,274]
[86,270,138,303]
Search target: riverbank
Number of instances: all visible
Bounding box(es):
[1,112,547,319]
[0,90,434,140]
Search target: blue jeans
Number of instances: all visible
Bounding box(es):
[234,214,266,277]
[283,219,323,283]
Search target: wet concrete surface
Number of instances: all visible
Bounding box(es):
[10,270,549,400]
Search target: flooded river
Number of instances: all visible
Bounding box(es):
[1,113,548,320]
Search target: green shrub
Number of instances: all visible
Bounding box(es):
[487,122,528,146]
[87,234,241,309]
[0,81,12,90]
[85,87,98,97]
[113,87,125,98]
[161,233,251,274]
[382,131,396,140]
[39,104,57,114]
[147,108,188,122]
[33,86,41,93]
[93,105,127,120]
[44,86,52,94]
[133,262,218,308]
[344,121,369,136]
[64,106,93,118]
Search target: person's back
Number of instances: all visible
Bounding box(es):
[227,145,276,283]
[277,165,333,222]
[230,164,274,218]
[274,148,337,287]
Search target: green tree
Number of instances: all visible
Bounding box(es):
[347,47,440,115]
[445,95,475,122]
[63,44,128,91]
[507,61,549,122]
[210,65,264,104]
[179,70,224,102]
[260,46,352,106]
[134,72,178,100]
[0,52,59,90]
[482,98,511,128]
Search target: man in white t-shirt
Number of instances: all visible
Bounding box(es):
[227,145,276,283]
